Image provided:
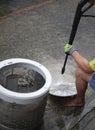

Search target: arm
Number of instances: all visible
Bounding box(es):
[64,44,94,73]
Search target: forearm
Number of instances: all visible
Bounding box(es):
[64,43,94,73]
[71,51,93,73]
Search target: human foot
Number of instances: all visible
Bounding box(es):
[61,98,85,107]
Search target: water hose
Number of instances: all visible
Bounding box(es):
[61,0,94,74]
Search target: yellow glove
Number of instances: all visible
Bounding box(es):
[64,43,78,55]
[89,58,95,71]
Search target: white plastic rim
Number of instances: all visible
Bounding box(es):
[0,58,52,104]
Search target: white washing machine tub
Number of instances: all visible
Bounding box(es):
[0,58,52,130]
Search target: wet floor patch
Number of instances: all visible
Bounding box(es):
[44,95,95,130]
[70,107,95,130]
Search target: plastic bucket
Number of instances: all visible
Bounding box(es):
[0,58,52,130]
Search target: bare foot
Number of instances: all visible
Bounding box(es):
[61,97,85,107]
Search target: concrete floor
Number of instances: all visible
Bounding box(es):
[0,0,95,129]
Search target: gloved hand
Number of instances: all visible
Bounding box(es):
[64,43,78,55]
[89,58,95,71]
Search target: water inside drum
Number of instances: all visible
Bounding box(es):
[0,63,45,93]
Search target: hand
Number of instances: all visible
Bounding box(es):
[89,58,95,71]
[64,44,72,54]
[64,43,78,55]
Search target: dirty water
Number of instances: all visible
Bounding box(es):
[49,82,77,97]
[0,63,45,93]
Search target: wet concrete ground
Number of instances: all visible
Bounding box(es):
[0,0,95,129]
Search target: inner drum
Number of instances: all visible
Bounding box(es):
[0,63,45,93]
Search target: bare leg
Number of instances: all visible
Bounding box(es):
[73,68,90,105]
[64,67,93,106]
